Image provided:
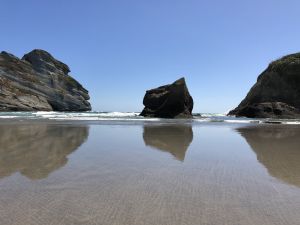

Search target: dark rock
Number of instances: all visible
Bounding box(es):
[140,77,193,118]
[0,49,91,111]
[22,49,70,74]
[231,102,300,119]
[229,52,300,118]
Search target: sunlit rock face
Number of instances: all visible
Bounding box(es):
[0,49,91,111]
[237,126,300,188]
[0,124,89,180]
[140,77,193,118]
[143,125,193,161]
[229,52,300,118]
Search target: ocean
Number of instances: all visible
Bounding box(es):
[0,111,299,124]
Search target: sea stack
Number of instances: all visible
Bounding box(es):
[0,49,91,111]
[229,52,300,118]
[140,77,193,118]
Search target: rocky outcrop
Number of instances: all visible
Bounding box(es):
[230,102,300,119]
[140,77,193,118]
[0,49,91,111]
[229,52,300,118]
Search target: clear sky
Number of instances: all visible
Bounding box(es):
[1,0,300,113]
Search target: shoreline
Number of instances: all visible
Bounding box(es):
[0,110,300,126]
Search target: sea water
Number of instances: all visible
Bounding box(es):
[0,111,299,124]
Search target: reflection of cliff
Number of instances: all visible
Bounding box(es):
[143,125,193,161]
[236,126,300,188]
[0,124,89,180]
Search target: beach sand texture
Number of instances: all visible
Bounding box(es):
[0,122,299,225]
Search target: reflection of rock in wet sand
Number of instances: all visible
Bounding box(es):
[143,125,193,161]
[236,126,300,188]
[0,124,89,180]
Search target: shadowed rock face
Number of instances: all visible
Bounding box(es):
[229,53,300,118]
[140,77,193,118]
[143,125,193,161]
[0,124,89,180]
[236,126,300,188]
[0,49,91,111]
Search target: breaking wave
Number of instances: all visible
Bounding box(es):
[0,111,299,124]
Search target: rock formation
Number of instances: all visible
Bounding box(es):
[229,52,300,118]
[0,49,91,111]
[140,77,193,118]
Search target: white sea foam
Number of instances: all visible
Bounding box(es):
[276,121,300,125]
[199,113,226,117]
[34,111,58,115]
[0,116,19,118]
[224,119,261,124]
[0,111,299,124]
[49,117,161,121]
[96,112,139,117]
[194,118,261,124]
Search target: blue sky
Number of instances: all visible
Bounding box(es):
[1,0,300,113]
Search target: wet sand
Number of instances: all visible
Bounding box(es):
[0,121,300,225]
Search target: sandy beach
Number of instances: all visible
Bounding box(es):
[2,1,300,224]
[0,120,299,225]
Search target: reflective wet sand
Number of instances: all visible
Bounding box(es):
[0,123,89,179]
[236,125,300,188]
[143,125,193,161]
[0,122,300,225]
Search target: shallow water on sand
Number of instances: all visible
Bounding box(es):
[0,121,300,225]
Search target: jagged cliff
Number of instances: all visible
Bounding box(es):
[0,49,91,111]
